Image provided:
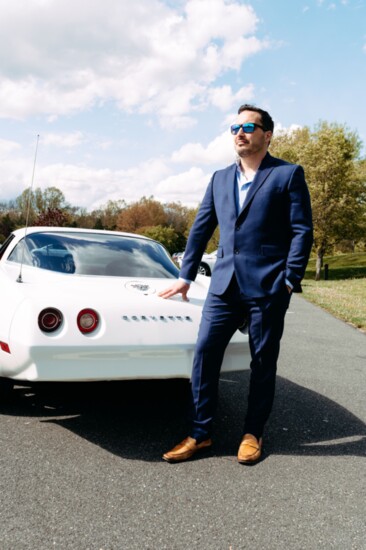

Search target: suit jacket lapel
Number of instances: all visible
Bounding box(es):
[238,153,275,217]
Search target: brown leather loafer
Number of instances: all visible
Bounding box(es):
[162,436,212,463]
[237,434,263,464]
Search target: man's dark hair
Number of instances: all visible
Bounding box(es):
[237,104,274,133]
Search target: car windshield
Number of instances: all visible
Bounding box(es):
[7,231,179,279]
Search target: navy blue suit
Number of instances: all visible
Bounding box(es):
[180,152,313,441]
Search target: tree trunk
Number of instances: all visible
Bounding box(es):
[315,250,323,281]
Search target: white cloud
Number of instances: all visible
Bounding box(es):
[0,152,174,209]
[171,131,235,165]
[0,75,100,120]
[0,1,278,211]
[0,149,216,209]
[0,138,21,157]
[98,141,113,151]
[0,157,35,200]
[207,84,255,111]
[274,122,302,135]
[37,157,172,209]
[156,167,210,205]
[0,0,266,125]
[42,131,85,148]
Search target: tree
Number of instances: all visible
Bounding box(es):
[15,186,69,225]
[0,212,18,242]
[139,225,180,254]
[270,122,366,280]
[116,197,167,233]
[163,201,193,252]
[15,188,37,224]
[33,208,70,227]
[67,206,95,228]
[184,204,220,253]
[164,202,190,234]
[95,199,126,230]
[35,186,67,212]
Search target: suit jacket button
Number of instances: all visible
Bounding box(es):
[235,225,240,231]
[234,249,239,254]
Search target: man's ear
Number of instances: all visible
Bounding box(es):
[265,131,273,146]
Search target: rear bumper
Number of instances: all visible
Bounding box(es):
[0,341,249,382]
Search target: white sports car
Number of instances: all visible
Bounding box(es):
[0,227,249,396]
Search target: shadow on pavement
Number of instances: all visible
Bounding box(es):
[1,372,365,461]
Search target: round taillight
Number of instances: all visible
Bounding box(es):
[38,308,63,333]
[77,308,99,334]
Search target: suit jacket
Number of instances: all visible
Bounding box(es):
[180,153,313,298]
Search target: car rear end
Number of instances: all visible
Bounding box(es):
[2,276,249,382]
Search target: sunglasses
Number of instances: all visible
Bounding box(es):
[230,123,265,135]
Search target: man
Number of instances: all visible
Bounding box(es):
[159,104,313,464]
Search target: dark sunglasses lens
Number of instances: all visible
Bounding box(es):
[230,125,240,135]
[243,123,255,133]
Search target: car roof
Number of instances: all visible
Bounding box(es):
[12,227,154,242]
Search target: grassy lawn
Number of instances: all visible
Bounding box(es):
[304,252,366,280]
[302,253,366,332]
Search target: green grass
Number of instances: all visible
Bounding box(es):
[304,252,366,280]
[302,253,366,332]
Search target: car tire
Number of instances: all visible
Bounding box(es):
[62,255,75,273]
[198,263,211,276]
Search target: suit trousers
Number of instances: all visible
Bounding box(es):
[190,274,291,442]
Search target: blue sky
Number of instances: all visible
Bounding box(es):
[0,0,364,211]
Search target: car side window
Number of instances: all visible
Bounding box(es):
[7,237,76,274]
[7,240,33,266]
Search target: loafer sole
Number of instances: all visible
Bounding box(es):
[238,453,262,465]
[162,439,212,463]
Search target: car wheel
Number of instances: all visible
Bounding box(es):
[62,255,75,273]
[198,263,211,276]
[0,377,14,401]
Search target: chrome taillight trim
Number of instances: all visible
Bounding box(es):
[77,308,99,334]
[38,308,63,333]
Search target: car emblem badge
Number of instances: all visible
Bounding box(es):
[125,282,156,294]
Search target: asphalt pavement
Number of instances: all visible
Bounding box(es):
[0,295,365,550]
